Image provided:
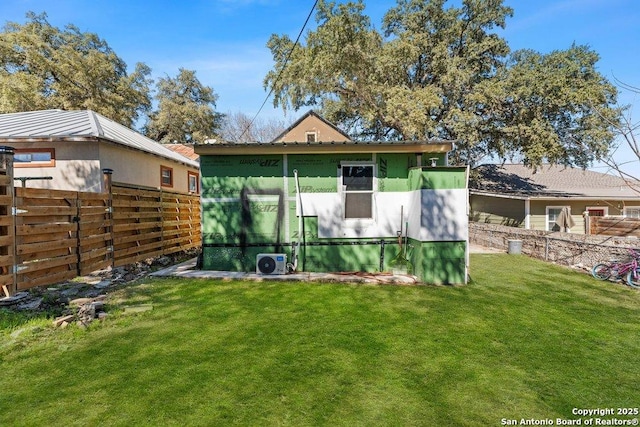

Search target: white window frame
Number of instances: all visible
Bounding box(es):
[338,161,377,221]
[188,171,199,194]
[160,165,173,188]
[546,206,566,232]
[624,206,640,218]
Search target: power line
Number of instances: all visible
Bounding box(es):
[238,0,318,141]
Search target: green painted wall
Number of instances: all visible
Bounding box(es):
[378,153,413,192]
[287,153,370,195]
[410,241,467,285]
[200,152,467,283]
[409,167,467,190]
[200,154,284,199]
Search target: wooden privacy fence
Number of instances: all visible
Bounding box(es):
[589,216,640,237]
[0,154,201,297]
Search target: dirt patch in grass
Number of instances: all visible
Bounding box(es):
[3,248,200,317]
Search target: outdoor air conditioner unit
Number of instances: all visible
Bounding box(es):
[256,253,287,275]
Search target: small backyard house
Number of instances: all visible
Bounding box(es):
[0,109,200,193]
[195,111,469,284]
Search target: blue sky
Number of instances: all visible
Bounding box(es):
[1,0,639,174]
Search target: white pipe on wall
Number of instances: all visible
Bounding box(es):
[293,169,303,271]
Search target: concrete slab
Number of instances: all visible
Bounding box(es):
[150,258,419,285]
[469,243,503,254]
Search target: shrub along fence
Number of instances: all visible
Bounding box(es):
[0,148,200,297]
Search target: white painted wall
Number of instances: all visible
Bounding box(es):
[300,189,467,241]
[419,189,468,241]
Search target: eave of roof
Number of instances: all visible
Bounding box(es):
[469,189,640,201]
[194,140,453,155]
[471,163,640,200]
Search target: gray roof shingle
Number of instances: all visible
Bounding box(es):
[472,163,640,199]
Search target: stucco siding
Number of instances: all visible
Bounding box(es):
[8,140,102,191]
[5,139,198,193]
[100,143,198,192]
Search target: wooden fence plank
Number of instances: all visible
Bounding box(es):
[591,216,640,237]
[2,182,200,292]
[17,270,77,290]
[113,222,162,233]
[17,223,76,234]
[18,254,77,274]
[17,238,77,256]
[14,206,77,216]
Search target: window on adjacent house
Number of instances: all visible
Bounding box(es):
[188,171,199,193]
[587,207,607,217]
[546,206,564,231]
[341,163,374,219]
[305,131,317,143]
[161,166,173,188]
[14,148,55,167]
[624,207,640,218]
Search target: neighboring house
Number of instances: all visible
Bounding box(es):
[195,110,469,284]
[165,143,199,161]
[0,109,200,193]
[165,143,200,193]
[470,163,640,233]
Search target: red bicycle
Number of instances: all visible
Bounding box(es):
[592,249,640,289]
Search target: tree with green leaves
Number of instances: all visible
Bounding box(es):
[144,68,223,144]
[0,12,152,128]
[264,0,621,169]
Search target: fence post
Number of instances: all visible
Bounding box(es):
[0,147,16,297]
[160,187,164,256]
[75,193,82,277]
[102,169,115,269]
[545,236,549,261]
[584,211,591,235]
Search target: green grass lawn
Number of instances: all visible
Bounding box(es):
[1,254,638,426]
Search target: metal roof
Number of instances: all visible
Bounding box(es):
[194,139,453,155]
[471,163,640,199]
[0,109,199,168]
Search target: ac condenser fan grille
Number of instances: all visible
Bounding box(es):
[257,256,276,274]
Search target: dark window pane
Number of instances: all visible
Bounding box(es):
[345,193,372,219]
[342,166,373,191]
